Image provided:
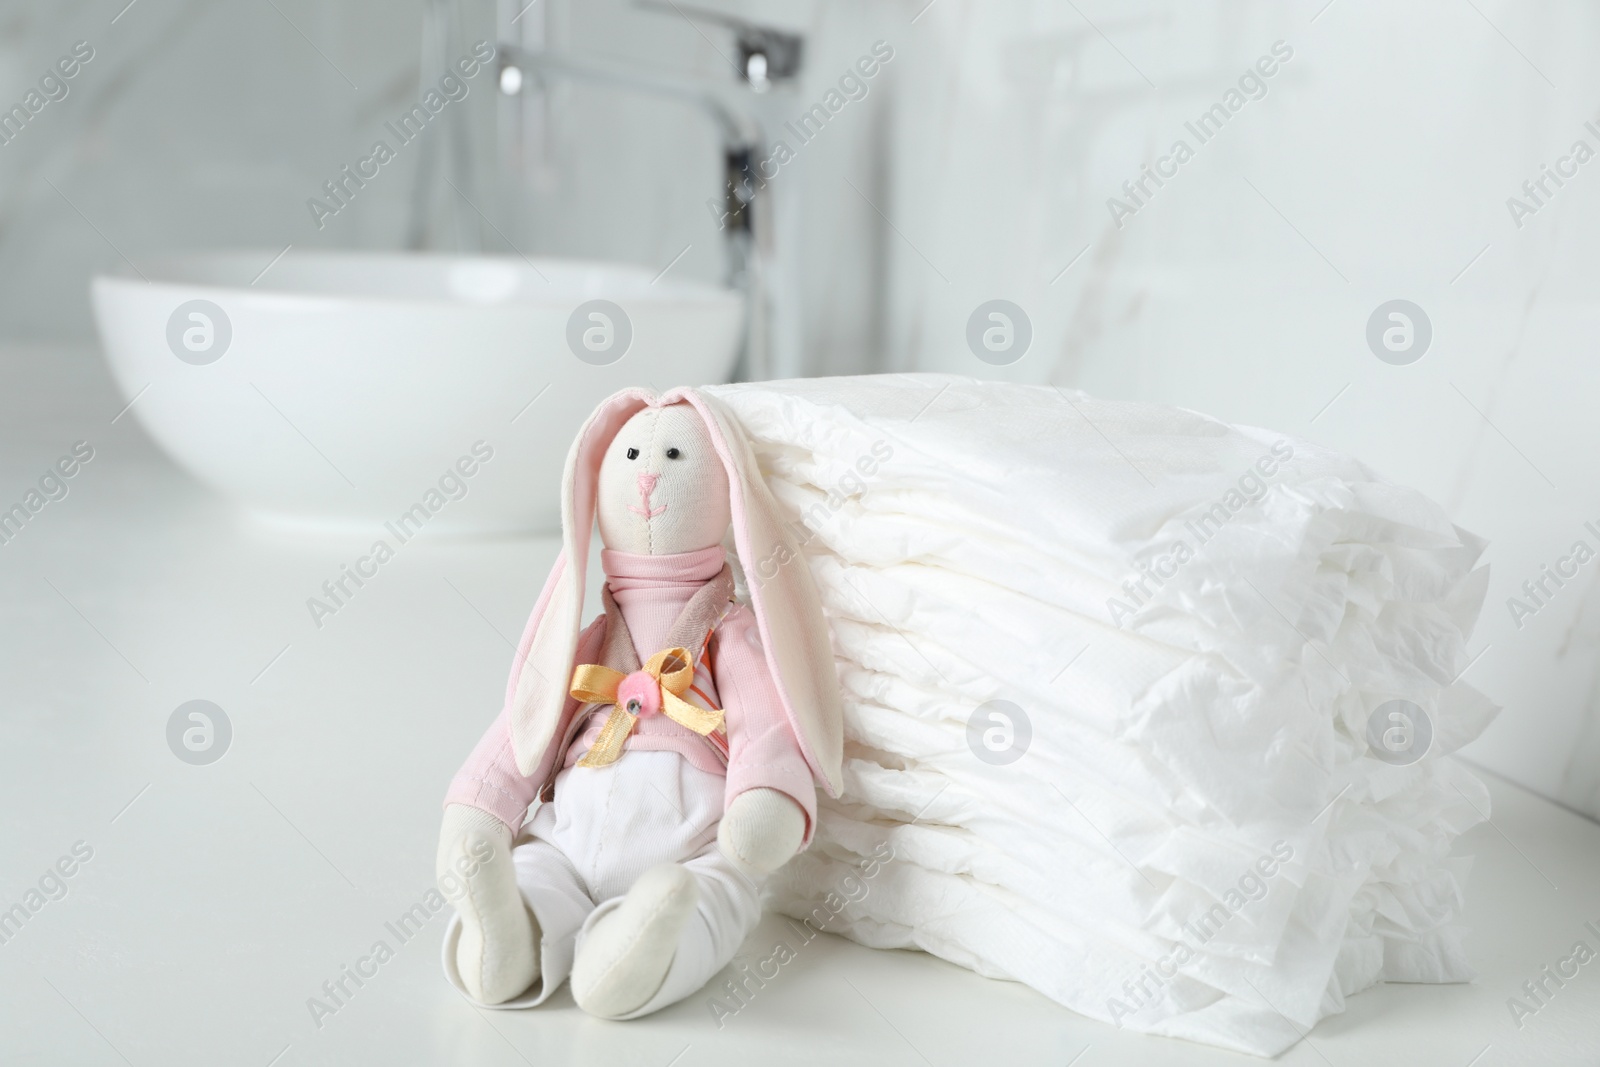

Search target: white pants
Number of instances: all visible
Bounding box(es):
[441,751,762,1017]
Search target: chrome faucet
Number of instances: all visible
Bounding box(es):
[496,6,804,380]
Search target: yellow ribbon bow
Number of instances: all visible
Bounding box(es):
[570,646,724,768]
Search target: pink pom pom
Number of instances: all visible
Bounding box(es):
[617,670,661,718]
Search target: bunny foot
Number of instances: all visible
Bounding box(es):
[455,900,541,1005]
[570,864,697,1018]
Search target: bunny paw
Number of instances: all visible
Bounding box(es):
[570,864,697,1018]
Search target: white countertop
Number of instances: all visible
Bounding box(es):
[3,345,1599,1066]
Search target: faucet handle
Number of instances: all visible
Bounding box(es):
[735,26,803,91]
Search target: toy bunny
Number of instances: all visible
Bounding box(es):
[436,386,844,1019]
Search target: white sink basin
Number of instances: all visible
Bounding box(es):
[91,251,744,535]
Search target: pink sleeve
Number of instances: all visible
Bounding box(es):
[714,605,820,847]
[443,616,606,831]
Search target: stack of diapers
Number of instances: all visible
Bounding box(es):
[704,374,1496,1057]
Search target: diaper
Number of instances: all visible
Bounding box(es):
[708,374,1495,1057]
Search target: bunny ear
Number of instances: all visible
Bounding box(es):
[505,387,657,776]
[666,388,846,797]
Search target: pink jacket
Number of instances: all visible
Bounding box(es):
[445,547,818,844]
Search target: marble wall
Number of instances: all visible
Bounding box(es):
[0,0,511,340]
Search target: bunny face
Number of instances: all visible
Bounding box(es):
[596,403,731,555]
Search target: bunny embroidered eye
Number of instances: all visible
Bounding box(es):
[665,448,681,459]
[626,447,639,460]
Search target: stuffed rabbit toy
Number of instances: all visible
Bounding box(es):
[436,387,843,1019]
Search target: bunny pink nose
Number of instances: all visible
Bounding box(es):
[630,471,666,518]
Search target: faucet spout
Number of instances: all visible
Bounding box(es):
[495,34,793,379]
[496,45,760,155]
